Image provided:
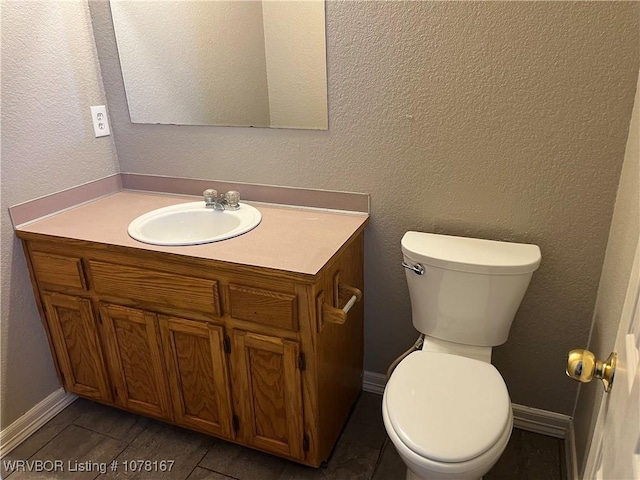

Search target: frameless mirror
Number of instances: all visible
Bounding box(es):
[110,0,328,130]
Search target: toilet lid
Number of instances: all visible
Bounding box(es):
[385,351,511,463]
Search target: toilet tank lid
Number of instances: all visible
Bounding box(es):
[401,231,541,275]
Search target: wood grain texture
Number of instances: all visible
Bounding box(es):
[159,315,233,439]
[315,233,365,461]
[229,284,297,331]
[90,261,221,316]
[19,234,321,284]
[31,251,88,292]
[20,229,365,468]
[319,281,363,327]
[20,240,66,385]
[232,331,304,460]
[41,292,111,402]
[99,304,172,420]
[296,281,321,466]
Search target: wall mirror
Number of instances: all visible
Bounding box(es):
[110,0,328,130]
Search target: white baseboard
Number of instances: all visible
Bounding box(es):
[0,388,76,457]
[511,404,572,439]
[362,370,574,439]
[363,371,387,395]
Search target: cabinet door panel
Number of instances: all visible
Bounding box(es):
[232,331,304,460]
[99,304,172,420]
[42,293,111,402]
[159,316,233,438]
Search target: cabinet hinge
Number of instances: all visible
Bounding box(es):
[223,335,231,354]
[232,414,240,433]
[302,433,309,452]
[298,352,306,371]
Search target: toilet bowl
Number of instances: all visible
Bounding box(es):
[382,350,513,480]
[383,231,540,480]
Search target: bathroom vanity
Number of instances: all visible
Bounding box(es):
[15,191,368,467]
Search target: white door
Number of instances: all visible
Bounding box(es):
[584,245,640,480]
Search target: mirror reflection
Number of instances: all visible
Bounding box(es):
[110,0,328,129]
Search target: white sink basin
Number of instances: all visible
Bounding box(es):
[128,202,262,246]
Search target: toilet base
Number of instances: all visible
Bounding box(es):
[405,466,481,480]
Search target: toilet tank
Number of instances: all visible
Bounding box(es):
[401,232,541,347]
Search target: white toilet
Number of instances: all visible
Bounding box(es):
[383,231,541,480]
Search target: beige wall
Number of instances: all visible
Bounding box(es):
[572,72,640,475]
[91,1,639,415]
[1,1,119,427]
[2,0,638,431]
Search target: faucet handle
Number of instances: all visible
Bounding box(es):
[225,191,240,210]
[203,189,218,207]
[203,189,217,199]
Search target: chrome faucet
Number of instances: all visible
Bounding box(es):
[203,189,226,210]
[203,189,241,210]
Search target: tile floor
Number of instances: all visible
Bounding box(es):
[1,393,564,480]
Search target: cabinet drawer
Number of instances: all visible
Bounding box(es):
[31,251,88,291]
[89,261,221,316]
[229,284,297,331]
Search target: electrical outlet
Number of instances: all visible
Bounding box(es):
[90,105,111,137]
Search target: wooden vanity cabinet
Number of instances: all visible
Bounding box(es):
[231,330,305,460]
[40,292,112,404]
[159,315,234,439]
[18,230,365,467]
[98,303,173,421]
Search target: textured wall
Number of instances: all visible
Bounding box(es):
[1,1,119,427]
[93,1,637,415]
[572,73,640,474]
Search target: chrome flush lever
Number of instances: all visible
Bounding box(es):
[402,262,425,275]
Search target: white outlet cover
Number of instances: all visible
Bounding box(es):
[90,105,111,137]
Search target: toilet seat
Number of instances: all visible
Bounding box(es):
[385,351,511,463]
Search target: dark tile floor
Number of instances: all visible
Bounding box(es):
[1,393,564,480]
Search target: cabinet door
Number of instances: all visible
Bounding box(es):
[232,331,304,460]
[159,316,233,439]
[42,293,111,402]
[99,304,172,420]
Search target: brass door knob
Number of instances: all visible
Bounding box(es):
[566,349,617,392]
